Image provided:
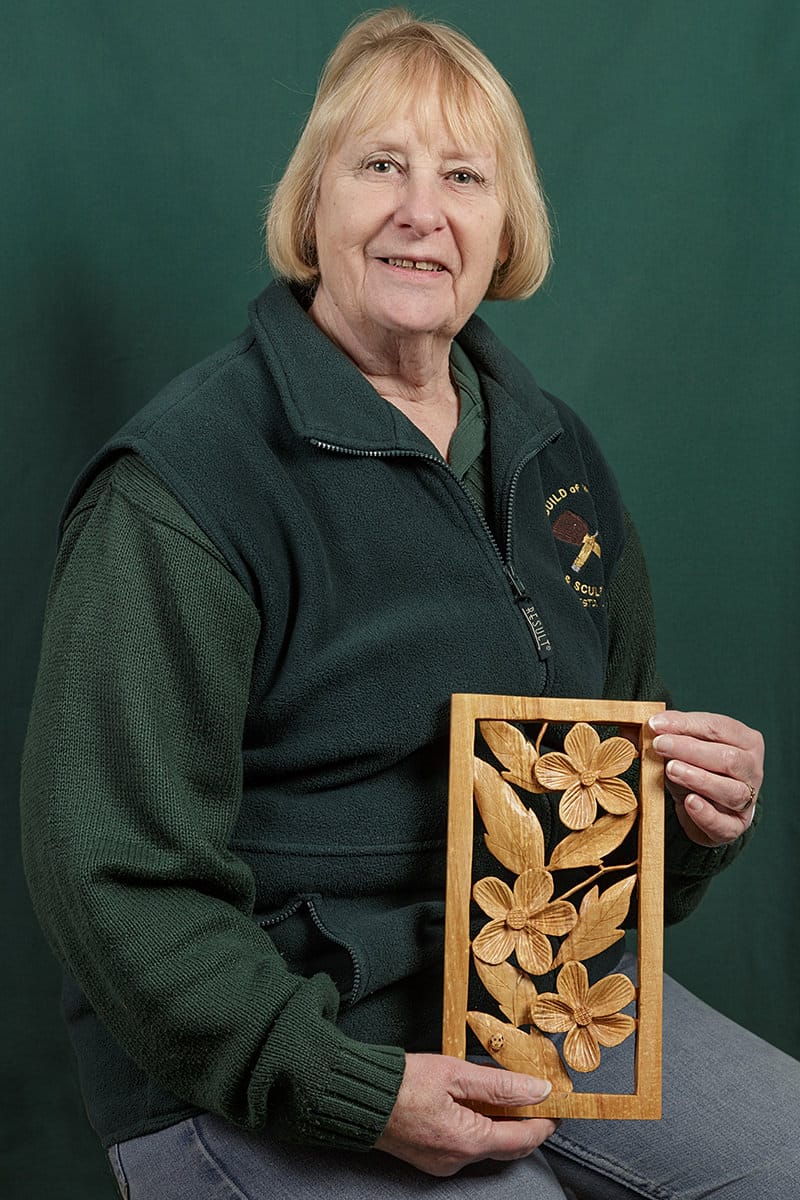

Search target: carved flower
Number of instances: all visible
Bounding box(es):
[472,868,577,976]
[532,960,636,1072]
[535,722,638,830]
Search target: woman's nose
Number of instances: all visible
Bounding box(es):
[393,173,446,237]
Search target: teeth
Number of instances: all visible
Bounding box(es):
[386,258,443,271]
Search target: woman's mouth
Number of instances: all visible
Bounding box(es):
[382,258,445,272]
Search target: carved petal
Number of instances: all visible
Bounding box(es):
[594,1012,637,1047]
[556,960,590,1007]
[559,783,596,830]
[533,899,578,937]
[531,994,575,1034]
[564,1024,601,1072]
[473,919,515,964]
[593,735,638,778]
[534,752,578,791]
[563,722,599,769]
[595,776,638,815]
[514,867,554,913]
[587,973,636,1017]
[473,876,514,919]
[515,926,554,976]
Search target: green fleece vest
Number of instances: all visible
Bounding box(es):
[61,280,628,1130]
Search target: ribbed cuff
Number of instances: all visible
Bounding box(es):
[295,1030,405,1151]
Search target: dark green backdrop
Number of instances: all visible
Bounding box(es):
[3,3,798,1196]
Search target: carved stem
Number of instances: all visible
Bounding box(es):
[557,860,638,903]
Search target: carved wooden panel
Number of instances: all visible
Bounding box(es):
[442,694,664,1120]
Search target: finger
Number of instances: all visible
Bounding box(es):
[664,756,758,814]
[672,790,752,847]
[448,1059,551,1108]
[485,1117,560,1162]
[649,711,762,753]
[447,1063,556,1163]
[433,1100,554,1172]
[652,731,758,785]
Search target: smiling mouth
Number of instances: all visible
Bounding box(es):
[382,257,445,272]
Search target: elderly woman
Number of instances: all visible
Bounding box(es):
[21,8,799,1200]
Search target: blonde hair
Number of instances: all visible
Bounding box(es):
[266,8,551,301]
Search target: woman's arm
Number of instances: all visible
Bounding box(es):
[20,456,404,1148]
[603,511,760,916]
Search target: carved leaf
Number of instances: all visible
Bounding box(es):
[552,875,637,967]
[548,810,637,871]
[474,958,539,1027]
[467,1011,574,1093]
[479,720,546,793]
[474,758,545,873]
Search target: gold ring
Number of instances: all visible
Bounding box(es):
[744,782,757,810]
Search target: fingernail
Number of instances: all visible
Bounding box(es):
[653,734,673,754]
[649,714,668,731]
[529,1079,551,1101]
[685,794,702,813]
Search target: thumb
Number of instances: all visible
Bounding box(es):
[448,1060,551,1108]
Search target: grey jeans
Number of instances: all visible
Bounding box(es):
[108,956,800,1199]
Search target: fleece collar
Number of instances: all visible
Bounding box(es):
[249,281,562,459]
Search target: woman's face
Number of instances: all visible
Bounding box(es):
[311,100,508,353]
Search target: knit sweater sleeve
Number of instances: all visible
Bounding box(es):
[20,455,404,1148]
[603,510,757,923]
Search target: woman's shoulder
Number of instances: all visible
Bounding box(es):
[61,455,226,569]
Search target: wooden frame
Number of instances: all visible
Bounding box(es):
[442,694,665,1120]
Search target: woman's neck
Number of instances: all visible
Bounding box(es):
[308,292,460,458]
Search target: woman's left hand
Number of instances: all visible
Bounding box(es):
[649,711,764,847]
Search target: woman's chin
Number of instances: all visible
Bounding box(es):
[362,295,459,342]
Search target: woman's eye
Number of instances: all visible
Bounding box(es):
[450,170,479,185]
[367,159,396,174]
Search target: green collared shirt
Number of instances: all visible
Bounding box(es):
[448,340,489,511]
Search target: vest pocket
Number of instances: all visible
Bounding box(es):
[257,894,362,1006]
[256,892,445,1011]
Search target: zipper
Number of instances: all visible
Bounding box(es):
[310,438,555,662]
[501,436,560,659]
[258,896,307,927]
[504,560,552,659]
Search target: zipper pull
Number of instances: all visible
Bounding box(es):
[504,564,553,660]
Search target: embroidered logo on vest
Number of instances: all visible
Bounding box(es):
[552,510,601,573]
[545,484,605,610]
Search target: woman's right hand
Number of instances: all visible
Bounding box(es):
[374,1052,557,1177]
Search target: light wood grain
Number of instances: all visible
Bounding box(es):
[442,694,665,1120]
[442,693,477,1060]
